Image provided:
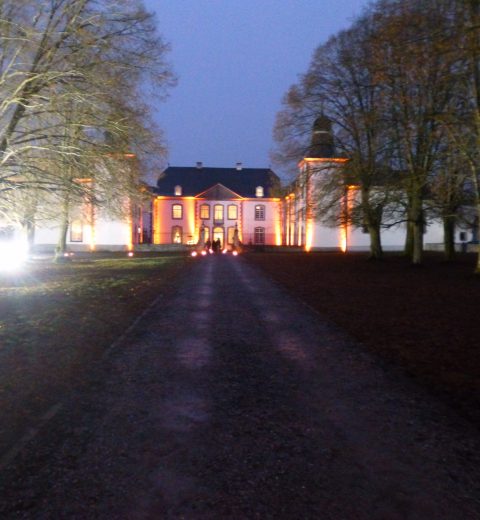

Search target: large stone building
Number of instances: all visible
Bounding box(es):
[152,162,282,248]
[2,119,474,255]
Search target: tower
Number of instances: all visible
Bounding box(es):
[308,115,335,158]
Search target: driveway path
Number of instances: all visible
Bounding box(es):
[1,255,480,518]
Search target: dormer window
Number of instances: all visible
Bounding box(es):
[174,185,182,196]
[256,186,264,197]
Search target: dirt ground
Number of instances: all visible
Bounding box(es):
[246,251,480,426]
[1,254,479,518]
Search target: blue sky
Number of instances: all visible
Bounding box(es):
[143,0,369,176]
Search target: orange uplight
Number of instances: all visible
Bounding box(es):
[339,186,355,253]
[83,224,95,251]
[275,216,282,246]
[305,220,313,252]
[340,228,347,253]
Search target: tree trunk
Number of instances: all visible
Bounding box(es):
[368,224,383,260]
[361,188,383,260]
[55,196,70,262]
[476,202,480,274]
[443,215,456,261]
[23,220,35,253]
[404,218,414,257]
[411,195,424,265]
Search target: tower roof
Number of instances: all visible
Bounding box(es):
[308,115,335,158]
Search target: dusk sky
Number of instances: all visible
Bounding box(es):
[143,0,369,178]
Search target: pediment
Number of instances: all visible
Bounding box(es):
[195,183,242,200]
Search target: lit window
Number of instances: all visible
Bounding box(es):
[200,204,210,220]
[174,185,182,196]
[254,227,265,244]
[254,204,265,220]
[214,204,224,222]
[213,227,224,247]
[172,226,182,243]
[228,204,238,220]
[256,186,264,197]
[172,204,183,219]
[70,220,83,242]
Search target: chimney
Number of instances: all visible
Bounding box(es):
[196,161,203,169]
[236,162,243,171]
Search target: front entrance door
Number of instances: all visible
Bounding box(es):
[213,227,224,249]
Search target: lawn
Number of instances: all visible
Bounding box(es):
[246,251,480,427]
[0,254,189,452]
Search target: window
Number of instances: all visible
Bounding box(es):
[228,204,238,220]
[172,203,183,219]
[70,220,83,242]
[254,227,265,245]
[214,204,224,222]
[254,204,265,220]
[174,185,182,196]
[200,204,210,220]
[256,186,264,197]
[172,226,182,243]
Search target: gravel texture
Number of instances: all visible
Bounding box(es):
[0,254,479,518]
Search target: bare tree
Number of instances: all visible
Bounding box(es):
[370,0,460,264]
[273,13,395,259]
[0,0,174,249]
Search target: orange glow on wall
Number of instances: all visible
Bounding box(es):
[339,185,355,253]
[340,227,347,253]
[86,197,96,251]
[275,207,282,246]
[305,219,313,252]
[152,199,160,243]
[186,199,196,243]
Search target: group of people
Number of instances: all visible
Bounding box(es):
[205,238,222,253]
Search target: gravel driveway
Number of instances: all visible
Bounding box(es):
[1,254,479,519]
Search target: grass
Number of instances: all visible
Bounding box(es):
[0,254,189,451]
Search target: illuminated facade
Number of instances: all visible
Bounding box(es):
[286,116,445,252]
[153,164,282,248]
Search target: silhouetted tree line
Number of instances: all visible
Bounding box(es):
[0,0,174,258]
[274,0,480,272]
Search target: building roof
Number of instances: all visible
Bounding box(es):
[155,166,281,198]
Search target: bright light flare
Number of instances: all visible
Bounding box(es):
[222,249,227,254]
[191,251,198,257]
[0,240,28,272]
[232,250,238,256]
[201,250,207,256]
[127,251,134,257]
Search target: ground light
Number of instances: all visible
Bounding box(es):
[0,240,29,272]
[191,251,198,257]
